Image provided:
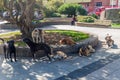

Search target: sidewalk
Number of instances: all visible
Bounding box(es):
[0,25,120,80]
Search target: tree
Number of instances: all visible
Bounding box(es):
[3,0,40,38]
[58,3,87,17]
[43,0,63,17]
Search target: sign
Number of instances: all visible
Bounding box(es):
[64,0,91,3]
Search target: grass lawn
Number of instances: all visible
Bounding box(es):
[0,31,25,47]
[111,23,120,28]
[0,30,89,47]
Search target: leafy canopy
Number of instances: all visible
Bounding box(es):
[58,3,87,17]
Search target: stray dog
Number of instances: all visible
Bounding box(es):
[52,51,67,60]
[105,34,114,48]
[23,38,52,61]
[0,38,17,62]
[0,38,8,59]
[59,38,76,45]
[32,28,44,43]
[79,45,95,56]
[88,45,95,53]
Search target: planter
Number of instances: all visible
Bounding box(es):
[0,35,98,57]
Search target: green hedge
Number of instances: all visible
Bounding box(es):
[58,3,87,17]
[77,16,96,23]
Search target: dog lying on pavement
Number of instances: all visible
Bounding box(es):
[79,45,95,56]
[59,38,76,45]
[51,51,67,60]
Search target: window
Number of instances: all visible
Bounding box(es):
[96,2,102,7]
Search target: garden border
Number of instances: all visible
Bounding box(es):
[0,34,98,57]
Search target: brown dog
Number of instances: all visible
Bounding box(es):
[79,45,95,56]
[59,38,76,45]
[32,28,44,43]
[105,34,114,48]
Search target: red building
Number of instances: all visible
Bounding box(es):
[78,0,120,15]
[65,0,120,15]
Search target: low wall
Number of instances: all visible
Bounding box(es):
[0,23,18,29]
[38,21,71,27]
[94,20,111,26]
[0,18,111,29]
[75,22,111,28]
[0,18,72,29]
[52,35,98,54]
[0,35,98,57]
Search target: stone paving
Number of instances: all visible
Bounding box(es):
[0,25,120,80]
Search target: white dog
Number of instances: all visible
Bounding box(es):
[32,28,44,43]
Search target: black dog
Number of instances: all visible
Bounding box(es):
[7,40,17,62]
[23,38,52,61]
[0,38,16,62]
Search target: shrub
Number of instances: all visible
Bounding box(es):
[51,13,61,17]
[91,14,99,19]
[43,0,63,17]
[58,3,87,17]
[77,16,95,23]
[43,8,54,17]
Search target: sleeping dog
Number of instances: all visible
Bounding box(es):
[51,51,67,60]
[79,45,95,56]
[59,38,76,45]
[0,38,17,62]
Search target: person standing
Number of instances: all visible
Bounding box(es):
[71,15,77,25]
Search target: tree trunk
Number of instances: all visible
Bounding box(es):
[3,0,36,39]
[17,19,34,39]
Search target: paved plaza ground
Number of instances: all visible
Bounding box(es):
[0,25,120,80]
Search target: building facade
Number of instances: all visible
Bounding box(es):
[64,0,120,14]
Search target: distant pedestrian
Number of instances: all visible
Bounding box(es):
[71,15,77,25]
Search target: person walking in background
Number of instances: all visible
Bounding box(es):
[71,15,77,25]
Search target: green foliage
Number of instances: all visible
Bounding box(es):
[90,14,99,19]
[32,19,45,24]
[51,13,61,17]
[43,0,63,17]
[43,8,54,17]
[111,23,120,28]
[0,31,24,46]
[58,3,87,17]
[77,16,95,23]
